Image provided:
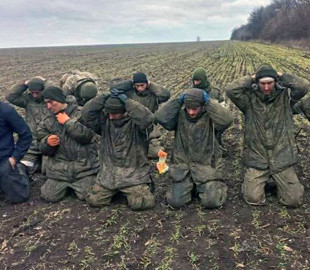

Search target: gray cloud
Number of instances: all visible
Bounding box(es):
[0,0,272,48]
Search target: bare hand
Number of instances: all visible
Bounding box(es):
[47,135,61,146]
[9,157,16,169]
[56,112,70,125]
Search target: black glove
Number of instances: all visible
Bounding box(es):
[110,88,124,96]
[118,94,128,104]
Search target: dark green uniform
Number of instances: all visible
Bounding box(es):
[112,80,170,158]
[6,81,50,174]
[81,95,155,210]
[192,67,224,103]
[37,104,99,202]
[226,73,310,206]
[155,98,233,208]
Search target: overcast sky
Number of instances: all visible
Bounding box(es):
[0,0,272,48]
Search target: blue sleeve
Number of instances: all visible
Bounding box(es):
[4,104,32,162]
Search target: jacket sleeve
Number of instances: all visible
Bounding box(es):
[63,113,95,144]
[125,99,154,130]
[154,98,181,131]
[148,82,171,103]
[225,76,252,113]
[293,92,310,120]
[211,86,225,103]
[6,83,29,108]
[205,100,233,132]
[280,73,310,101]
[37,118,58,156]
[81,95,107,134]
[110,80,133,92]
[4,104,32,162]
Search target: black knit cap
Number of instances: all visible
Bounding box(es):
[43,86,66,104]
[256,64,278,82]
[133,72,148,84]
[28,78,44,92]
[105,96,126,114]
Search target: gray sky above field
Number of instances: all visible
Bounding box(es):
[0,0,272,48]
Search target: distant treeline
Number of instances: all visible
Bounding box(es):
[231,0,310,42]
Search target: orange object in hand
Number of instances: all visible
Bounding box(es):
[56,112,70,125]
[47,135,60,146]
[156,150,169,174]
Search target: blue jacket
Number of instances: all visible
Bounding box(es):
[0,101,32,162]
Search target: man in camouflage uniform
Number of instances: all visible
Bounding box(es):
[155,88,233,208]
[192,67,226,149]
[37,86,99,202]
[111,72,170,158]
[192,67,224,103]
[226,64,310,207]
[81,91,155,210]
[6,77,50,176]
[60,70,98,106]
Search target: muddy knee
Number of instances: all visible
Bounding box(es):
[40,180,67,203]
[279,184,304,207]
[127,193,155,211]
[199,181,228,209]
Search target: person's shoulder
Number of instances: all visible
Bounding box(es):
[0,101,15,113]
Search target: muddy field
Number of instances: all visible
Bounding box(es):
[1,41,310,269]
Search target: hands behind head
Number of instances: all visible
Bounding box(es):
[110,88,125,96]
[110,88,128,103]
[47,135,60,147]
[203,91,210,103]
[180,93,186,103]
[24,76,46,86]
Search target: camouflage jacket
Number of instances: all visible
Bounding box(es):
[81,96,154,190]
[112,80,170,113]
[226,73,310,173]
[37,104,99,182]
[60,70,98,106]
[209,86,225,103]
[155,99,233,184]
[6,81,50,155]
[293,92,310,120]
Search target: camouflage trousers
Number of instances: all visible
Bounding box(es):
[86,183,155,211]
[41,175,96,203]
[166,175,227,209]
[242,166,304,207]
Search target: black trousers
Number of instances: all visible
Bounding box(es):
[0,158,29,203]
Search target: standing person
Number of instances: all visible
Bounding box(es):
[0,101,32,203]
[81,91,155,210]
[6,77,50,175]
[60,70,98,106]
[37,86,99,202]
[111,72,170,158]
[226,63,310,207]
[155,88,233,208]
